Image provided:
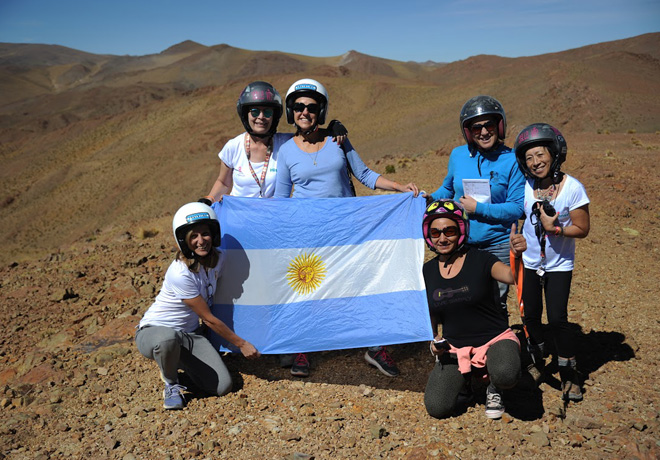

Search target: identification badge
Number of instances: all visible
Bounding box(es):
[536,268,545,277]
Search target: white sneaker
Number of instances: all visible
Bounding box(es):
[485,384,505,419]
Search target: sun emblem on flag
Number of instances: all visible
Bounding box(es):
[286,252,326,295]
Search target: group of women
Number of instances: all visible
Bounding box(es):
[422,97,590,419]
[135,80,590,419]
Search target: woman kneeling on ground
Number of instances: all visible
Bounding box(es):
[136,202,260,410]
[422,199,526,419]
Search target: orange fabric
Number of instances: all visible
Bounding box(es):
[510,250,528,338]
[450,328,520,375]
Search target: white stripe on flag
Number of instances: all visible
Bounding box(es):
[215,238,424,306]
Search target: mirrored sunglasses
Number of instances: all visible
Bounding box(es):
[249,108,274,118]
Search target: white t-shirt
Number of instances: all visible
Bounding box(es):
[522,174,589,272]
[139,252,225,332]
[219,132,293,198]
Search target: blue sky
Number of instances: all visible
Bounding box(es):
[0,0,658,62]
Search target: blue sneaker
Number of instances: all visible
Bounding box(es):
[163,384,186,410]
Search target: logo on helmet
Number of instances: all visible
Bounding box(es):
[426,202,440,212]
[185,212,211,223]
[295,83,318,91]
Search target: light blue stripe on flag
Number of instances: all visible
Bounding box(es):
[209,193,433,354]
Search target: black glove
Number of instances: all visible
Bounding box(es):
[328,119,348,137]
[198,197,213,206]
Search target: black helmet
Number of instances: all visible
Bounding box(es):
[459,95,506,145]
[285,78,329,125]
[236,81,283,137]
[514,123,567,180]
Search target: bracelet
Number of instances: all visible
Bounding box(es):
[554,226,562,236]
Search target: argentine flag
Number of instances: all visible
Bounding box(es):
[209,193,433,354]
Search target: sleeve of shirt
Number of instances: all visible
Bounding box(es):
[343,140,380,189]
[430,151,456,200]
[568,178,590,211]
[274,146,293,198]
[166,262,201,300]
[473,160,525,223]
[218,136,238,168]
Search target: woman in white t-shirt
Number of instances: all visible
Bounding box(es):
[514,123,590,403]
[203,81,347,201]
[136,202,260,410]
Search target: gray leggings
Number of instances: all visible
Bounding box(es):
[424,339,521,419]
[135,325,232,396]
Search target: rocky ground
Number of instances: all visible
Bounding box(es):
[1,133,659,459]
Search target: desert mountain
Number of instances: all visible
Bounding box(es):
[0,33,659,264]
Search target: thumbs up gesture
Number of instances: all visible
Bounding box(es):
[509,223,527,259]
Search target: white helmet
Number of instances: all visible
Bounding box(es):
[285,78,329,125]
[172,202,221,258]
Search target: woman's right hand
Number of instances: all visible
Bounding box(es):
[240,341,261,359]
[430,336,449,356]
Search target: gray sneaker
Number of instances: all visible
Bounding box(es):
[485,384,505,419]
[163,384,186,410]
[364,348,400,377]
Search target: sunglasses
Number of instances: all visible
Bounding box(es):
[470,120,497,136]
[429,226,459,238]
[293,102,320,114]
[249,108,274,118]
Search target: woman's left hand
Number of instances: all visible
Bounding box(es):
[239,341,261,360]
[539,206,558,232]
[459,195,478,213]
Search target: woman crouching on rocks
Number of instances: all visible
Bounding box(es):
[136,202,260,410]
[422,199,527,419]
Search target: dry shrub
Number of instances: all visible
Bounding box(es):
[137,228,159,239]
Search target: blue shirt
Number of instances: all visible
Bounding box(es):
[430,143,525,246]
[274,137,380,198]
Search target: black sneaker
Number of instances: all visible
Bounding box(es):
[290,353,310,377]
[364,348,400,377]
[485,384,505,419]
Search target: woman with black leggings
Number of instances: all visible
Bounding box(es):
[421,199,527,419]
[513,123,590,403]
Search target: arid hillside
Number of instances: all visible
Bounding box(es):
[0,132,659,459]
[0,33,659,265]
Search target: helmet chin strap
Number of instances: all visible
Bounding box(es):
[299,123,319,136]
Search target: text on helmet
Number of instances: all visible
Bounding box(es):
[295,83,317,91]
[185,212,211,223]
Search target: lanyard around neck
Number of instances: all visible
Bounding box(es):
[244,133,272,197]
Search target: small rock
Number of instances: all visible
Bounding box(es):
[529,432,550,447]
[287,454,314,460]
[494,444,514,456]
[280,432,302,442]
[369,424,387,440]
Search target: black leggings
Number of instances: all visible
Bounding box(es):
[522,268,575,358]
[424,339,520,419]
